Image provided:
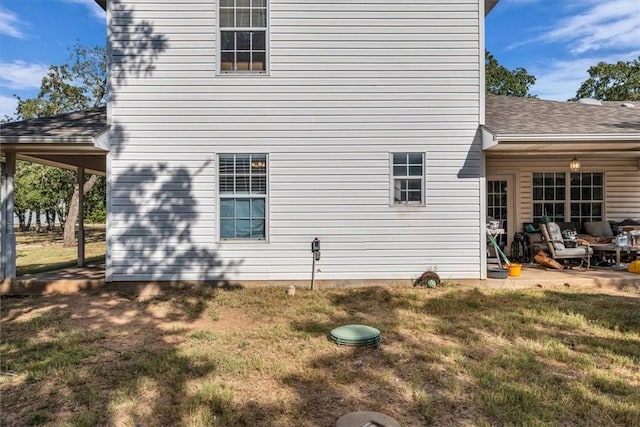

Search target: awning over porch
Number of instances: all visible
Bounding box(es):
[0,107,108,175]
[0,107,108,281]
[482,95,640,155]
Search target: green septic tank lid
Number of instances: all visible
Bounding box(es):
[330,324,381,347]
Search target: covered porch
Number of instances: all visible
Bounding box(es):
[482,95,640,276]
[0,108,108,282]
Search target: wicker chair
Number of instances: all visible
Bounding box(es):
[540,222,592,268]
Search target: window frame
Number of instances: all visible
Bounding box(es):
[217,0,270,75]
[217,153,269,242]
[389,152,426,206]
[531,170,605,228]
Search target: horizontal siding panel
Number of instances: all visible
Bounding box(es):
[108,0,483,282]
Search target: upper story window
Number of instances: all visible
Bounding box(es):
[219,0,267,73]
[392,153,425,205]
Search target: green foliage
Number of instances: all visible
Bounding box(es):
[84,176,106,223]
[574,56,640,101]
[15,43,106,120]
[486,51,537,97]
[13,161,75,230]
[9,43,107,230]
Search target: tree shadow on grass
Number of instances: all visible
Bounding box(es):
[277,287,640,426]
[0,287,240,425]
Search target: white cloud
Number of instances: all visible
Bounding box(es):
[531,50,640,101]
[0,61,49,90]
[0,94,18,118]
[57,0,106,20]
[0,6,26,39]
[543,0,640,54]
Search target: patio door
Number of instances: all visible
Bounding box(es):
[487,175,515,254]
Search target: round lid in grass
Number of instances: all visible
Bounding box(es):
[330,324,381,347]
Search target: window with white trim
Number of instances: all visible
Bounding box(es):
[532,172,603,228]
[219,0,267,73]
[392,153,424,204]
[219,154,267,239]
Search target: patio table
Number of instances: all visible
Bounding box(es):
[591,244,640,268]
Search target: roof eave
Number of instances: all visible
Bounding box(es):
[95,0,106,11]
[485,0,499,15]
[0,136,96,144]
[493,133,640,142]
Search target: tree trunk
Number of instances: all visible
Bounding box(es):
[63,174,98,247]
[25,211,32,231]
[46,209,55,231]
[35,208,43,233]
[16,210,27,232]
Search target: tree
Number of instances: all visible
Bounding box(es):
[574,57,640,101]
[13,162,76,232]
[485,51,536,97]
[13,43,107,246]
[16,44,107,120]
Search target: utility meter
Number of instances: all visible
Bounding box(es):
[311,238,321,261]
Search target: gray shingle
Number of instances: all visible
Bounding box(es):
[0,107,107,140]
[485,95,640,136]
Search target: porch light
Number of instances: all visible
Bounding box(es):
[569,157,581,172]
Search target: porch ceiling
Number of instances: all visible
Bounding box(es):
[481,129,640,155]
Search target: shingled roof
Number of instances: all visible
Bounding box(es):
[485,95,640,136]
[0,107,107,142]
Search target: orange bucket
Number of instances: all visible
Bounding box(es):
[508,263,522,277]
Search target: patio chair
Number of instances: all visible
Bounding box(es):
[540,222,592,269]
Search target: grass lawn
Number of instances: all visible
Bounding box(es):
[15,228,106,276]
[1,285,639,426]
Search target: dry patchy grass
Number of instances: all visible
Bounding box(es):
[15,228,106,276]
[1,285,639,426]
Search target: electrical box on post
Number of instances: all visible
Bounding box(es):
[311,237,321,261]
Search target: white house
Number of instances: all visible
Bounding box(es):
[99,0,499,284]
[3,1,639,286]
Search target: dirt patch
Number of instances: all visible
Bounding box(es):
[2,285,639,426]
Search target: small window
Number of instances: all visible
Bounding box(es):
[219,0,267,73]
[219,154,267,239]
[392,153,424,204]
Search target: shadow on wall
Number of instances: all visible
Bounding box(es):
[108,3,168,159]
[106,5,241,282]
[109,4,168,97]
[457,128,483,180]
[111,163,242,282]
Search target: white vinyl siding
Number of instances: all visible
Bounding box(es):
[107,0,483,282]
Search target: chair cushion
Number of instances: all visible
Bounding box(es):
[584,221,614,237]
[546,222,566,251]
[555,246,593,257]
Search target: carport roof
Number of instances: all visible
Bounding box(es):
[0,107,108,175]
[1,107,107,142]
[483,95,640,153]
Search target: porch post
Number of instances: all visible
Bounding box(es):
[1,152,17,280]
[77,167,85,267]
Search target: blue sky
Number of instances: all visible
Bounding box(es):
[0,0,105,117]
[1,0,639,117]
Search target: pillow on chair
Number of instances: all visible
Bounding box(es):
[584,221,614,237]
